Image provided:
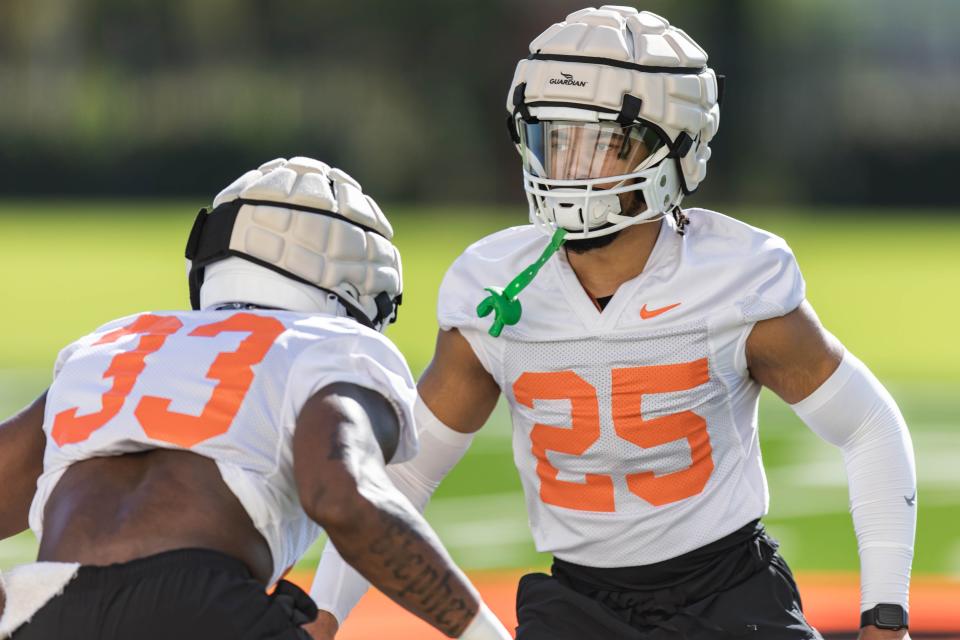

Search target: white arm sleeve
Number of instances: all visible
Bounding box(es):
[789,351,916,612]
[310,396,476,625]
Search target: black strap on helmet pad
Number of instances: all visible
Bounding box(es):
[527,52,706,75]
[513,83,533,122]
[185,199,400,328]
[670,131,694,159]
[236,197,386,239]
[506,113,521,144]
[186,200,243,311]
[508,83,539,144]
[616,94,643,126]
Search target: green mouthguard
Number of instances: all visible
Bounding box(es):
[477,228,567,337]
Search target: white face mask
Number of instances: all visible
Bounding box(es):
[518,118,681,239]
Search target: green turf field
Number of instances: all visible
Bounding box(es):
[0,202,957,578]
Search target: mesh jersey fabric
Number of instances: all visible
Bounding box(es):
[437,209,805,567]
[31,310,417,585]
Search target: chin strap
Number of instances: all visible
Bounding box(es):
[477,228,566,337]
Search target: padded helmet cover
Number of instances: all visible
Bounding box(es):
[186,157,402,331]
[508,6,720,196]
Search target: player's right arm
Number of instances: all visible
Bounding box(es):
[0,392,47,539]
[294,371,505,639]
[306,328,502,639]
[417,327,502,435]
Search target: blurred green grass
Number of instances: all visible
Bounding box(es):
[0,202,957,577]
[1,202,958,379]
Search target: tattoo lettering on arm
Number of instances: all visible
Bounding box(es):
[294,383,481,638]
[368,511,475,633]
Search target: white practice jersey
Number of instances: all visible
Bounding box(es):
[31,310,417,585]
[438,209,805,567]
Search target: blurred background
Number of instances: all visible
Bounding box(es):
[1,0,958,205]
[1,0,958,637]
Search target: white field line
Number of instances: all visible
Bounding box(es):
[763,424,960,520]
[764,488,959,521]
[769,428,960,489]
[427,493,532,554]
[428,494,537,570]
[426,492,527,518]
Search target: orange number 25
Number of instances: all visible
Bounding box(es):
[53,312,284,448]
[513,360,713,512]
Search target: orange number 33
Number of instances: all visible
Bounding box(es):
[53,312,284,448]
[513,359,713,512]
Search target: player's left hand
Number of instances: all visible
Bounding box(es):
[858,626,910,640]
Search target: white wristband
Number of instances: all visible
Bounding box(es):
[458,603,512,640]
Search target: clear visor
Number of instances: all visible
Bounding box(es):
[519,120,667,181]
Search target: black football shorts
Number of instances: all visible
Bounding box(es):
[12,548,317,640]
[515,521,823,640]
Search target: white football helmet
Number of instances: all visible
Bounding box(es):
[507,6,722,239]
[185,157,402,332]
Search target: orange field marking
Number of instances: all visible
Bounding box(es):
[287,570,960,638]
[796,572,960,633]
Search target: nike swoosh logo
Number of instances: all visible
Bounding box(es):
[640,302,682,320]
[905,491,916,506]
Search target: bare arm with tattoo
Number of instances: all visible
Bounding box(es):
[293,382,481,637]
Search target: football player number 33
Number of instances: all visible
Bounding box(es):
[53,313,284,448]
[513,360,713,511]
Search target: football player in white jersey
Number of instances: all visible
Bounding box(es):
[0,158,511,640]
[309,7,916,640]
